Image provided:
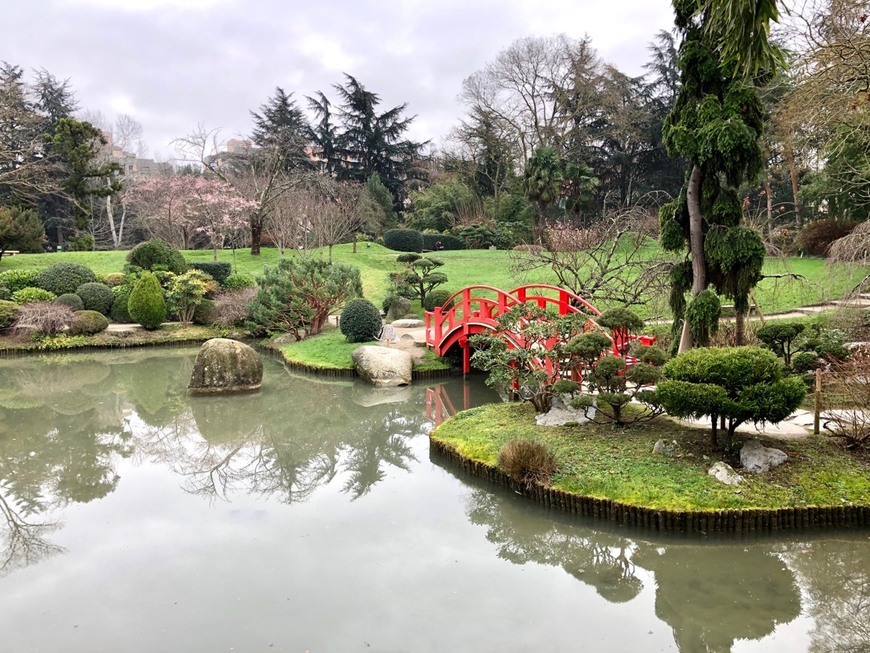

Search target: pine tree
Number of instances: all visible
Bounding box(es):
[250,87,311,172]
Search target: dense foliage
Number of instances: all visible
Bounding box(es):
[383,228,424,253]
[127,271,167,330]
[249,257,362,339]
[127,240,187,275]
[339,298,382,343]
[12,287,56,304]
[657,346,805,449]
[55,293,84,311]
[34,262,97,296]
[0,299,19,329]
[75,282,114,315]
[0,268,39,293]
[189,261,232,285]
[68,310,109,335]
[422,288,454,312]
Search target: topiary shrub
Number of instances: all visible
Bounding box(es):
[128,272,167,330]
[68,310,109,335]
[189,261,232,285]
[422,288,455,311]
[796,219,858,256]
[12,287,56,304]
[193,298,216,325]
[756,321,806,367]
[127,240,187,274]
[498,439,557,487]
[0,268,40,293]
[55,293,85,311]
[12,301,74,335]
[340,298,382,343]
[105,272,126,287]
[34,262,97,296]
[75,282,114,315]
[223,272,256,290]
[110,285,133,323]
[383,228,424,253]
[0,299,19,329]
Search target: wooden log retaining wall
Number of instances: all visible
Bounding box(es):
[429,438,869,535]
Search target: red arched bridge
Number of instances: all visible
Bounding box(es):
[424,284,653,375]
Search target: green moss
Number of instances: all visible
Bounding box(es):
[432,403,870,512]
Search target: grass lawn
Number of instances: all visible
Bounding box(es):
[432,402,870,512]
[275,324,450,372]
[2,244,867,316]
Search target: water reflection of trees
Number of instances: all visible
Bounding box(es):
[0,354,136,574]
[462,484,864,652]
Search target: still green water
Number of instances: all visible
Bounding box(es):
[0,348,866,653]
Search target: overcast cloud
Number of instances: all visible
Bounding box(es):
[3,0,674,160]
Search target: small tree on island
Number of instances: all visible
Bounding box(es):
[389,253,447,304]
[657,346,806,450]
[249,257,362,339]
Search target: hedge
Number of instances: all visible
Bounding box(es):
[189,261,232,285]
[383,228,424,253]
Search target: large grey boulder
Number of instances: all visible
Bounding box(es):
[188,338,263,394]
[390,318,425,328]
[740,439,788,473]
[352,345,413,387]
[385,297,411,323]
[708,461,744,486]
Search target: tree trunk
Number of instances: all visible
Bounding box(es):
[765,174,773,242]
[784,140,802,229]
[679,164,705,354]
[735,307,746,345]
[710,414,719,450]
[352,232,357,254]
[250,217,262,256]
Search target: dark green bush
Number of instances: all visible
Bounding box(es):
[0,286,9,301]
[223,272,256,290]
[128,272,167,330]
[34,262,96,295]
[76,282,114,315]
[551,379,580,395]
[422,233,466,251]
[0,300,19,329]
[189,261,232,285]
[55,293,84,311]
[127,240,187,274]
[597,308,645,333]
[69,310,109,335]
[383,228,423,253]
[110,286,133,323]
[792,351,820,373]
[12,287,56,304]
[193,298,216,325]
[340,298,382,343]
[757,321,806,367]
[422,288,455,311]
[0,268,40,293]
[456,224,495,249]
[498,439,557,487]
[796,219,858,256]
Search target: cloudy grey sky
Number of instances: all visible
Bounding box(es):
[4,0,675,160]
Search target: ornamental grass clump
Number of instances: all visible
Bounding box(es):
[128,271,167,330]
[13,301,74,336]
[498,439,557,488]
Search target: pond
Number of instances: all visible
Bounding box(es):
[0,348,866,652]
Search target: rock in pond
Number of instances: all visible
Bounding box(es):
[188,338,263,394]
[708,461,744,486]
[352,345,413,387]
[740,439,788,473]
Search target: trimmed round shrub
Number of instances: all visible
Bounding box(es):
[383,228,424,253]
[340,298,382,343]
[128,272,167,330]
[422,288,454,311]
[55,293,85,311]
[189,261,232,285]
[223,272,256,290]
[34,262,97,295]
[127,240,187,274]
[0,300,19,329]
[110,286,133,323]
[193,298,217,325]
[498,439,557,487]
[75,282,114,315]
[105,272,126,287]
[12,287,56,304]
[69,310,109,335]
[0,268,40,293]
